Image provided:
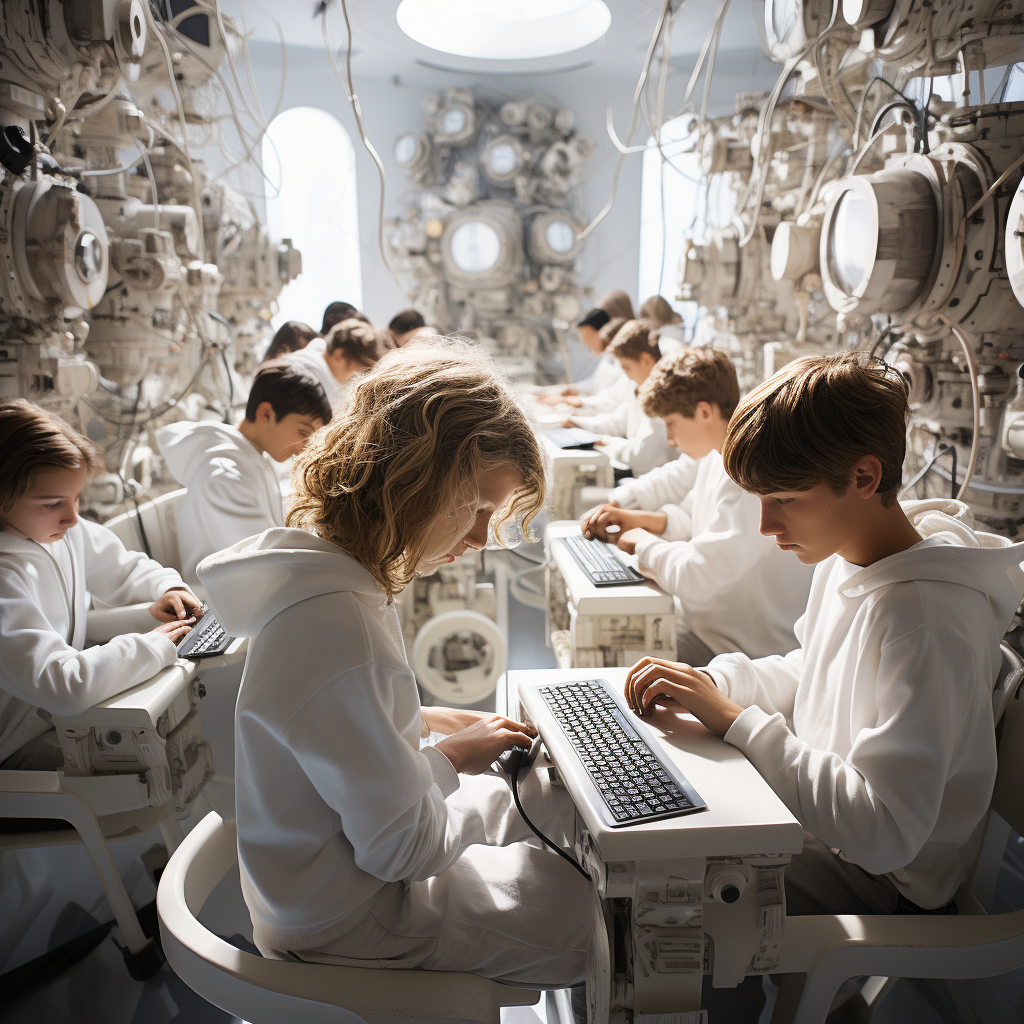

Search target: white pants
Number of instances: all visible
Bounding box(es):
[260,767,594,987]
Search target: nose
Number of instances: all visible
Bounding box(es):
[62,503,79,528]
[463,513,490,551]
[758,501,782,537]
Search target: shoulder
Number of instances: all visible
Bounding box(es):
[869,578,992,646]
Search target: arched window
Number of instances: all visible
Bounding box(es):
[263,107,362,329]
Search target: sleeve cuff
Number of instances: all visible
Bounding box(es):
[422,745,460,798]
[659,505,691,543]
[724,704,773,751]
[147,632,180,663]
[633,531,667,568]
[152,571,189,601]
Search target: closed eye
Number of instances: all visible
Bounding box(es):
[774,498,795,505]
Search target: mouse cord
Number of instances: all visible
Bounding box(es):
[510,769,591,880]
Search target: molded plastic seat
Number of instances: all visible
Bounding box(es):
[157,811,542,1024]
[104,488,186,571]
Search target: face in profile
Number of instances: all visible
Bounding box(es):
[0,465,88,544]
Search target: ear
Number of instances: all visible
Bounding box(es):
[851,455,883,499]
[256,400,276,424]
[696,401,713,421]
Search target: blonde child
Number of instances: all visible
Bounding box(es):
[0,401,200,769]
[198,342,591,984]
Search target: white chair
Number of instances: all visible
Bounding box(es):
[104,488,186,571]
[769,643,1024,1024]
[157,811,543,1024]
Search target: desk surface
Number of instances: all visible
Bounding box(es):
[510,667,803,861]
[540,434,612,466]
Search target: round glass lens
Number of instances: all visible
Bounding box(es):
[450,221,502,272]
[488,142,518,176]
[828,189,874,294]
[545,220,576,254]
[74,232,104,283]
[394,134,420,166]
[441,106,468,135]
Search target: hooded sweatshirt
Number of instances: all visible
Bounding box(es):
[156,420,284,589]
[0,519,185,764]
[705,500,1024,908]
[198,528,494,952]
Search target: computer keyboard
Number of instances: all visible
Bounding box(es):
[543,427,599,450]
[559,533,647,586]
[538,678,706,826]
[176,609,234,660]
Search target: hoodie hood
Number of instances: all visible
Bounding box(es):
[197,527,382,637]
[156,420,263,486]
[839,499,1024,631]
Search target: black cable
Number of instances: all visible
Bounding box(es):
[949,444,958,500]
[507,753,590,880]
[869,100,919,140]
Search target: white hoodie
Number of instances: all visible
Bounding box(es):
[572,394,678,476]
[156,420,284,588]
[630,450,813,658]
[198,528,504,951]
[706,500,1024,908]
[0,519,185,764]
[286,340,349,413]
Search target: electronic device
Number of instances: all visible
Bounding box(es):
[543,426,599,450]
[537,678,705,826]
[557,533,647,587]
[176,609,234,660]
[496,734,543,775]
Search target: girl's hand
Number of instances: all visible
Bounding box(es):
[435,714,537,775]
[152,618,195,643]
[422,706,492,735]
[624,657,744,736]
[150,587,204,622]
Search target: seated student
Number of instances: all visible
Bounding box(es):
[387,308,426,346]
[639,294,686,354]
[287,318,382,413]
[0,400,200,770]
[321,300,370,334]
[537,310,630,410]
[625,353,1024,924]
[581,348,812,663]
[262,321,318,362]
[563,320,677,477]
[157,362,331,591]
[198,342,591,984]
[597,288,635,321]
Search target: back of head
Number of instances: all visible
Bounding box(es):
[639,347,740,419]
[607,319,661,363]
[324,318,383,368]
[263,321,318,362]
[598,316,628,350]
[597,290,636,321]
[577,307,611,333]
[388,308,426,337]
[723,352,909,507]
[639,295,676,327]
[245,360,333,425]
[288,339,546,597]
[0,399,102,515]
[321,301,366,334]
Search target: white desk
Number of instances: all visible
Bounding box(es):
[540,435,614,522]
[505,667,803,1018]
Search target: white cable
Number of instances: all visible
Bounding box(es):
[939,315,981,499]
[965,151,1024,220]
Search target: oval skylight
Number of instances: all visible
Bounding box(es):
[396,0,612,60]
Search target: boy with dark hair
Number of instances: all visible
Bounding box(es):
[262,321,318,362]
[583,347,811,662]
[321,300,368,334]
[626,352,1024,917]
[157,361,332,588]
[387,307,427,346]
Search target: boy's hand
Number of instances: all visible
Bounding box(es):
[435,714,537,774]
[624,657,744,735]
[150,587,204,622]
[561,417,577,428]
[422,706,493,735]
[152,618,195,643]
[580,505,667,543]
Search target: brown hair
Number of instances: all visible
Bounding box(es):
[639,295,679,327]
[598,316,628,351]
[723,352,909,507]
[607,319,661,363]
[0,400,103,515]
[287,340,546,598]
[639,347,740,419]
[263,321,318,362]
[597,289,635,321]
[325,318,382,369]
[245,360,333,425]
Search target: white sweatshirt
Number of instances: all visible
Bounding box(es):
[630,451,813,658]
[286,340,348,412]
[199,528,504,951]
[572,394,677,476]
[575,355,633,414]
[610,456,700,531]
[0,519,185,764]
[706,500,1024,908]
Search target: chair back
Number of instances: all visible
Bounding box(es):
[991,644,1024,838]
[104,489,186,572]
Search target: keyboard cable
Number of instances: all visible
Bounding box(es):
[504,747,591,880]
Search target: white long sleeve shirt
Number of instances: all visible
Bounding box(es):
[706,500,1024,908]
[572,394,677,477]
[199,528,501,951]
[631,450,812,658]
[575,356,635,414]
[156,420,285,589]
[0,519,185,764]
[610,456,700,537]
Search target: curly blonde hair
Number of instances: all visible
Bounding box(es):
[288,340,546,598]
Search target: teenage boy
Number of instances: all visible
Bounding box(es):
[157,361,332,589]
[625,353,1024,917]
[582,347,812,663]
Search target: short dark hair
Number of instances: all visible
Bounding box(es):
[388,308,426,335]
[325,319,382,369]
[639,347,740,419]
[322,301,368,333]
[245,361,333,425]
[577,307,611,331]
[263,321,318,362]
[723,352,909,508]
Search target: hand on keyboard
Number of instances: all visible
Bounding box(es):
[153,617,195,643]
[580,505,668,545]
[150,587,204,622]
[625,656,745,736]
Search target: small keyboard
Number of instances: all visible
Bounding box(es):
[544,427,599,450]
[538,678,706,827]
[559,533,647,587]
[176,609,234,660]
